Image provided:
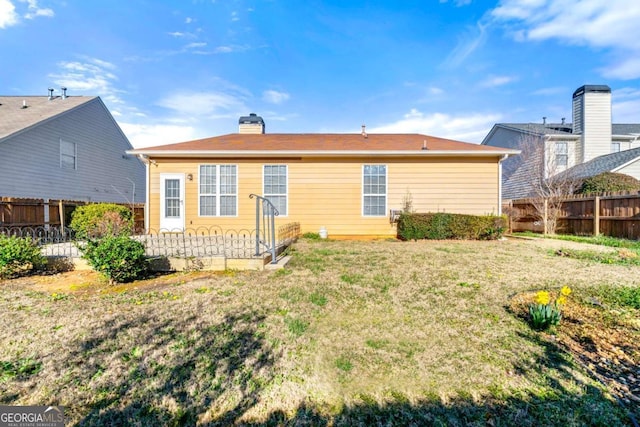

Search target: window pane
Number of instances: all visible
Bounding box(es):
[60,140,76,169]
[200,195,216,216]
[200,165,216,195]
[363,164,386,216]
[199,164,236,216]
[220,196,236,216]
[165,179,181,217]
[264,165,287,215]
[266,195,286,216]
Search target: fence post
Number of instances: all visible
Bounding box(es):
[58,200,64,230]
[543,199,548,235]
[593,196,600,236]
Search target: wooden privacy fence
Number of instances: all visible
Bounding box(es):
[506,191,640,240]
[0,198,144,231]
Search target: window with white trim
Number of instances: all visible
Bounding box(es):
[60,140,76,169]
[555,141,568,167]
[611,142,621,153]
[263,165,287,215]
[199,164,237,216]
[363,164,386,216]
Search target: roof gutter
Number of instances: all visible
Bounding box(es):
[126,149,519,158]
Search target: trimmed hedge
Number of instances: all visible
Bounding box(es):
[576,172,640,195]
[70,203,134,239]
[397,213,507,241]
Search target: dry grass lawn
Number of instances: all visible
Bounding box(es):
[0,237,638,426]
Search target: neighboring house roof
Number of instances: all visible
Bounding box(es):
[487,123,640,139]
[613,124,640,135]
[495,123,575,136]
[129,133,518,158]
[0,95,96,141]
[557,146,640,181]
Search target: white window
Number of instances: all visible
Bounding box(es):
[263,165,287,215]
[199,164,237,216]
[60,140,76,169]
[555,142,568,167]
[363,164,386,216]
[611,142,621,153]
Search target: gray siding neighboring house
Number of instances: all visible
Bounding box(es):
[0,94,145,204]
[482,85,640,199]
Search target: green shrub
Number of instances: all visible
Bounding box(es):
[302,232,321,240]
[577,172,640,195]
[397,213,506,241]
[81,235,147,283]
[0,235,45,278]
[70,203,133,238]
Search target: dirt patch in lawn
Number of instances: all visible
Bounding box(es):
[509,293,640,420]
[0,269,219,296]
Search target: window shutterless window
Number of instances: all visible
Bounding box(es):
[199,164,237,216]
[263,165,287,216]
[363,164,386,216]
[60,140,76,169]
[555,142,568,167]
[611,142,621,153]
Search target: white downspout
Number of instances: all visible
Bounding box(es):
[138,155,151,232]
[498,154,509,216]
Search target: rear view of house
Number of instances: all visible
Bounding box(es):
[129,115,516,238]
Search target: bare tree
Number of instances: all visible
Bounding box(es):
[512,134,580,235]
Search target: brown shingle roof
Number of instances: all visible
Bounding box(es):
[130,133,516,157]
[0,96,96,140]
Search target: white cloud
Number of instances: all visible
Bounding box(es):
[185,42,207,49]
[601,56,640,80]
[491,0,640,79]
[119,123,199,148]
[531,86,566,96]
[428,86,444,95]
[368,108,502,143]
[168,31,185,37]
[439,0,473,5]
[49,57,125,103]
[262,90,290,105]
[157,91,248,118]
[442,22,488,68]
[231,11,239,21]
[185,17,193,24]
[21,0,53,19]
[480,75,517,88]
[612,87,640,123]
[0,0,19,28]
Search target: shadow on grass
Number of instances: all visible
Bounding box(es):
[71,309,278,426]
[237,330,631,427]
[3,302,631,426]
[71,319,631,426]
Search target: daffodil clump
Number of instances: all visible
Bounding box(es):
[529,286,572,331]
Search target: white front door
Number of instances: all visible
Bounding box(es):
[160,174,185,231]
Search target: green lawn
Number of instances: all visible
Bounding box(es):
[0,237,638,426]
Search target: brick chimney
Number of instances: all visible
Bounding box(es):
[238,113,265,134]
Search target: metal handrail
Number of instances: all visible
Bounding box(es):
[249,194,279,264]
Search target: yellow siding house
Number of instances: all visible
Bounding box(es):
[128,115,518,238]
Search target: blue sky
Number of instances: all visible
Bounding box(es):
[2,0,640,148]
